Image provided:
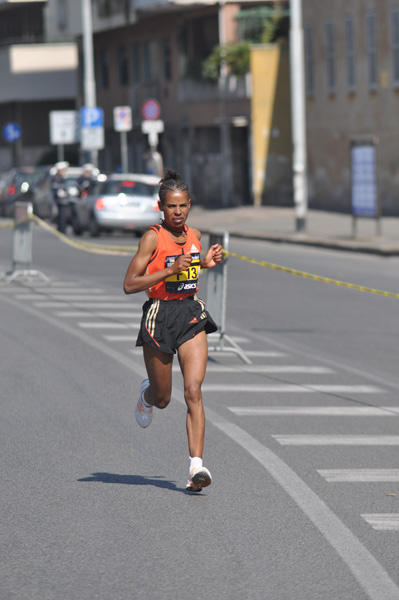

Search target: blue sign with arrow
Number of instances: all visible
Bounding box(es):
[2,122,22,143]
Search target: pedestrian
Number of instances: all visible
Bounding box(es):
[77,164,95,199]
[123,168,223,492]
[51,161,69,233]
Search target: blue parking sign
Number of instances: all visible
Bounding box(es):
[80,107,104,128]
[2,122,22,143]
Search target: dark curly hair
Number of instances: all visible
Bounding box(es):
[158,168,190,204]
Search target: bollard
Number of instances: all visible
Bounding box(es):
[5,201,49,284]
[12,201,33,271]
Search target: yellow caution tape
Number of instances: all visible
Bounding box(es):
[31,215,137,256]
[8,214,397,298]
[225,250,399,299]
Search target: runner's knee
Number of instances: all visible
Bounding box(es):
[150,389,171,409]
[184,382,202,406]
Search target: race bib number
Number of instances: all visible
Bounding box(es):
[165,253,200,293]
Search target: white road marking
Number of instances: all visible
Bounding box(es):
[78,322,138,329]
[72,302,136,309]
[207,350,288,358]
[273,435,399,445]
[35,302,70,308]
[194,365,333,374]
[229,406,398,416]
[104,335,137,341]
[55,312,141,318]
[318,469,399,482]
[362,515,399,531]
[207,334,250,344]
[50,295,128,301]
[15,294,45,300]
[202,384,383,393]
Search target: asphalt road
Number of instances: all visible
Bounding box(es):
[1,224,399,600]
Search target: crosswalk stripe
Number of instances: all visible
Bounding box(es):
[362,515,399,530]
[50,295,128,301]
[78,322,138,329]
[55,312,141,318]
[194,365,333,374]
[202,384,383,393]
[35,302,70,308]
[15,294,45,300]
[104,335,137,341]
[208,334,250,344]
[206,350,288,358]
[72,303,137,309]
[40,288,105,294]
[229,406,398,416]
[273,435,399,445]
[318,469,399,482]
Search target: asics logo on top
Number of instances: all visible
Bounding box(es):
[178,282,197,291]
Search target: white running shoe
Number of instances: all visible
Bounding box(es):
[185,466,212,492]
[135,379,153,428]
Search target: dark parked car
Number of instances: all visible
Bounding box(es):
[75,173,161,237]
[0,167,39,217]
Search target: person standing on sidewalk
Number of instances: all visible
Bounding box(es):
[123,168,223,492]
[51,162,69,233]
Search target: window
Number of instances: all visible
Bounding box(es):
[132,43,140,83]
[118,45,129,86]
[163,38,172,81]
[326,19,336,93]
[345,16,356,91]
[392,8,399,86]
[57,0,67,30]
[143,42,151,81]
[100,49,109,90]
[304,24,314,96]
[366,12,377,88]
[143,41,158,81]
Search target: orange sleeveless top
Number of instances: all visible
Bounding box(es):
[146,224,202,300]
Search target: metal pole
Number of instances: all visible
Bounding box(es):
[82,0,98,166]
[120,131,128,173]
[219,0,230,207]
[290,0,308,232]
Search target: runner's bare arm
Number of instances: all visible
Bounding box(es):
[123,230,193,294]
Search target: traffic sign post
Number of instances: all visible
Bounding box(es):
[141,99,161,121]
[114,106,132,173]
[49,111,78,162]
[80,106,104,152]
[141,119,164,149]
[2,122,22,143]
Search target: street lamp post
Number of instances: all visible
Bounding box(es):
[290,0,308,232]
[82,0,98,166]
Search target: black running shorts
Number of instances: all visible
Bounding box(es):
[136,295,217,354]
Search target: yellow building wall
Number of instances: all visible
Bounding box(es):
[250,44,292,206]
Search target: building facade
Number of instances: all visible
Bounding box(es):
[0,0,78,171]
[303,0,399,215]
[46,0,274,207]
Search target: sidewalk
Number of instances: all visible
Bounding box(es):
[188,206,399,256]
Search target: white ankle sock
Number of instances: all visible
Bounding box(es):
[190,457,203,471]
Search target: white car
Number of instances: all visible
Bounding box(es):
[76,173,161,236]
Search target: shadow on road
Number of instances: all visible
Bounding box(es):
[78,471,189,493]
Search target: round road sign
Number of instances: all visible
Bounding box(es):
[141,99,161,121]
[2,122,22,143]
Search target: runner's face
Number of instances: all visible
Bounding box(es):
[160,190,191,229]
